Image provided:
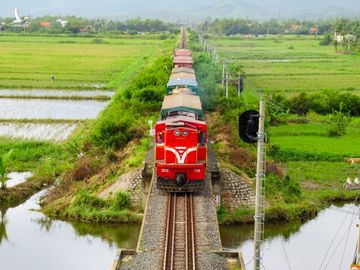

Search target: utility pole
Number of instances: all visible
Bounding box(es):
[253,97,266,270]
[356,213,360,265]
[222,62,226,86]
[237,73,241,97]
[225,71,229,98]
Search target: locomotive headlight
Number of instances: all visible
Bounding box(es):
[161,168,169,173]
[174,130,181,136]
[182,130,189,137]
[193,169,201,173]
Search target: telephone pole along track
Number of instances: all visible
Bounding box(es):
[163,193,196,270]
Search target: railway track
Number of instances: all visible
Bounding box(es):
[163,193,196,270]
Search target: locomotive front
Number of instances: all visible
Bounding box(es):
[155,116,207,192]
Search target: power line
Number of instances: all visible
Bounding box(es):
[281,240,292,270]
[318,195,359,270]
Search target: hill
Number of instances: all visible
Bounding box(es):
[1,0,360,21]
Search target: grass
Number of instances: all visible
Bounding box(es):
[286,161,360,188]
[60,190,141,223]
[209,35,360,95]
[0,137,69,171]
[268,121,360,158]
[0,34,174,90]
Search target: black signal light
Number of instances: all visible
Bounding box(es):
[238,110,259,143]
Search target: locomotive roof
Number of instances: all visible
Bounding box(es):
[175,49,192,56]
[173,56,193,64]
[170,72,196,79]
[161,93,203,120]
[171,67,195,74]
[167,77,198,88]
[161,115,206,126]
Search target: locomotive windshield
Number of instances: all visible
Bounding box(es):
[167,110,196,119]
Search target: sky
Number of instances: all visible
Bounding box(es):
[1,0,360,21]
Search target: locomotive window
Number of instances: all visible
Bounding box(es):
[157,132,163,143]
[198,131,206,146]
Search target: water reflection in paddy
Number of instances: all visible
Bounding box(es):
[0,190,140,270]
[220,204,359,270]
[5,172,33,188]
[0,89,114,98]
[0,122,77,142]
[0,98,108,120]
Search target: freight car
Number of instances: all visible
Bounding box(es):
[155,46,207,192]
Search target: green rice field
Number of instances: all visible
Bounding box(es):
[209,35,360,94]
[208,34,360,191]
[0,34,172,90]
[269,121,360,158]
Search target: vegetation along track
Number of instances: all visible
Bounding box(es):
[163,192,196,270]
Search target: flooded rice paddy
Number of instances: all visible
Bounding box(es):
[0,89,114,99]
[0,190,140,270]
[0,98,108,120]
[0,123,77,141]
[5,172,33,188]
[221,203,360,270]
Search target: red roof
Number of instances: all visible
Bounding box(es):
[40,22,51,27]
[175,49,192,56]
[173,56,193,64]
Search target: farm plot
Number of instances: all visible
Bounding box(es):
[0,35,168,90]
[209,35,360,94]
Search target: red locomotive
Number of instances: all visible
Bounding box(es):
[155,45,207,192]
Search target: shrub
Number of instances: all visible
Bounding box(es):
[91,117,132,148]
[265,175,302,203]
[73,190,108,209]
[111,191,130,210]
[134,87,163,103]
[319,34,332,46]
[327,109,350,137]
[91,38,107,44]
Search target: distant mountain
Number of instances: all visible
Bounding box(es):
[1,0,360,21]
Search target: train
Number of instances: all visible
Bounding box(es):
[154,34,207,193]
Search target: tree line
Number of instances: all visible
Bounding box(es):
[199,18,360,37]
[0,16,180,34]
